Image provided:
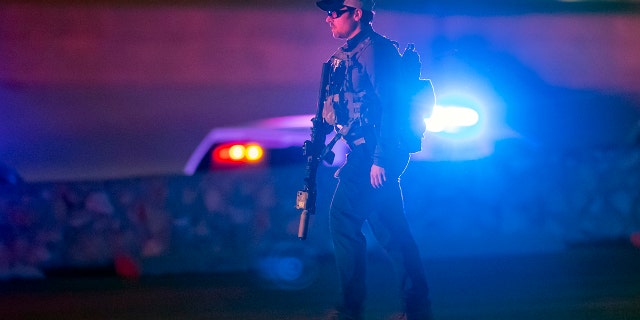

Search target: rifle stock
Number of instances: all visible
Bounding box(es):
[296,62,332,240]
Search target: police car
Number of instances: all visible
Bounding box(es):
[183,114,350,174]
[183,99,508,175]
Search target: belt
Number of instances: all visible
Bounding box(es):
[346,137,366,149]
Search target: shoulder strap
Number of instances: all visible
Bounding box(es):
[332,36,373,62]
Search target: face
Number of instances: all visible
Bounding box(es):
[325,6,361,40]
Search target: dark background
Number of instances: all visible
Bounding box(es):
[2,1,640,319]
[2,0,640,181]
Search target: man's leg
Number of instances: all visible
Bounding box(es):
[367,181,432,319]
[330,178,368,319]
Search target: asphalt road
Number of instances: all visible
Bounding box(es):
[1,242,639,320]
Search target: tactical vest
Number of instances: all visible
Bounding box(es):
[321,32,434,153]
[322,35,378,142]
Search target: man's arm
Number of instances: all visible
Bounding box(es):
[370,164,386,189]
[361,38,402,181]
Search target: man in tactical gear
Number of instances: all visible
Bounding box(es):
[315,0,433,319]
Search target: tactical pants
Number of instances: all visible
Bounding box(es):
[329,144,431,319]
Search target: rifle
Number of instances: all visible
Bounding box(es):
[296,62,335,240]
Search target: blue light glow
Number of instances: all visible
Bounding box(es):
[255,243,320,290]
[409,88,503,161]
[424,91,486,142]
[426,105,480,133]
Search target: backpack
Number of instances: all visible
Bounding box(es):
[398,43,436,153]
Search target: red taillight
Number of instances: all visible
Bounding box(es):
[212,143,264,165]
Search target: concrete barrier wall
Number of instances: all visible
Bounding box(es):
[1,146,639,280]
